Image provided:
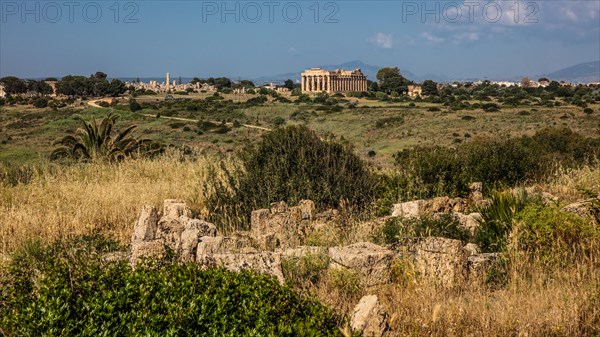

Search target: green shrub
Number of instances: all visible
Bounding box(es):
[33,97,48,108]
[482,103,500,112]
[327,268,361,297]
[197,119,219,131]
[374,214,470,245]
[169,122,186,129]
[205,125,378,227]
[475,190,535,253]
[129,99,142,112]
[215,125,231,134]
[272,116,286,128]
[375,92,388,101]
[0,235,342,336]
[375,116,404,128]
[513,204,599,264]
[394,128,600,198]
[427,106,441,112]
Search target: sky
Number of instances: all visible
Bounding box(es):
[1,0,599,80]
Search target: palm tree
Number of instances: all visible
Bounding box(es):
[51,113,160,161]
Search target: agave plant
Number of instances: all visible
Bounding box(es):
[51,113,160,161]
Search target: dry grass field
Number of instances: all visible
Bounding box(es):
[1,94,600,336]
[1,150,599,335]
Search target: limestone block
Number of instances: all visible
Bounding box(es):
[328,242,394,287]
[350,295,388,337]
[131,205,159,243]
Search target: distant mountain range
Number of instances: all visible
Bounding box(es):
[34,60,598,85]
[253,60,600,85]
[538,61,600,83]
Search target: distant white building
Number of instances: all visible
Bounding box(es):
[0,84,6,98]
[491,81,518,87]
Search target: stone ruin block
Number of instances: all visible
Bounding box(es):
[197,232,255,256]
[130,240,166,267]
[466,253,499,282]
[391,199,425,218]
[250,200,315,251]
[130,200,218,265]
[198,251,285,284]
[409,237,468,287]
[131,205,160,244]
[350,295,389,337]
[328,242,394,287]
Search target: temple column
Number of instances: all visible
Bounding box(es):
[301,76,305,92]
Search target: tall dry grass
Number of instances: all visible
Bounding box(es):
[1,153,599,335]
[303,246,600,337]
[0,151,236,255]
[543,164,600,202]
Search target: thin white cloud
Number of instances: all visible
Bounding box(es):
[287,47,298,56]
[421,32,445,44]
[565,9,578,21]
[370,33,393,49]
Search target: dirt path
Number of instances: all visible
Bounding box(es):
[87,99,271,132]
[87,100,102,108]
[141,114,272,132]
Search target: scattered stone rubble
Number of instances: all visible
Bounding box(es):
[126,183,550,335]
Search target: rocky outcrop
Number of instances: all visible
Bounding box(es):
[563,198,599,223]
[350,295,389,337]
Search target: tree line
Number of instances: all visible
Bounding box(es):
[0,72,126,98]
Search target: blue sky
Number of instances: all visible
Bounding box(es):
[1,0,599,80]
